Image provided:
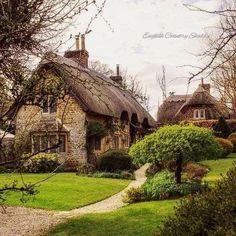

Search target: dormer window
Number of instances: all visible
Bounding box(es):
[194,109,206,119]
[42,96,57,114]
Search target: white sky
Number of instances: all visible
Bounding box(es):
[59,0,223,118]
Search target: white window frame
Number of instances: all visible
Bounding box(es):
[193,109,206,120]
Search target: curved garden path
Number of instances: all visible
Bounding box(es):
[0,164,149,236]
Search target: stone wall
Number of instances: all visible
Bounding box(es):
[15,95,87,164]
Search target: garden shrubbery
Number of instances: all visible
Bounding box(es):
[129,125,222,184]
[88,170,134,180]
[129,125,222,166]
[215,137,233,157]
[158,165,236,236]
[77,163,96,175]
[123,171,208,203]
[143,171,208,201]
[228,138,236,152]
[22,153,60,173]
[99,149,132,172]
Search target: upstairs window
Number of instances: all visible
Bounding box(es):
[42,96,57,114]
[193,109,206,119]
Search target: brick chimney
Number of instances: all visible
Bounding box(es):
[64,34,89,67]
[199,78,211,93]
[110,65,123,85]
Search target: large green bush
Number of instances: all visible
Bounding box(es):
[215,137,233,157]
[129,125,222,183]
[158,165,236,236]
[22,153,60,173]
[99,149,132,172]
[130,125,222,165]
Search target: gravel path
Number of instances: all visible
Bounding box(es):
[0,164,149,236]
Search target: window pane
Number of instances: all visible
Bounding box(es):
[41,136,49,151]
[49,135,58,153]
[95,136,101,150]
[49,97,57,113]
[42,98,49,113]
[59,135,66,153]
[200,109,205,118]
[32,135,40,153]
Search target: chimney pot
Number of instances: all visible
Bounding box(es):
[64,34,89,67]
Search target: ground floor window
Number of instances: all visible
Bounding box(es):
[88,136,102,151]
[32,133,67,153]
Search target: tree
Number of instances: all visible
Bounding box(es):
[213,116,231,138]
[156,66,167,101]
[0,0,107,203]
[184,1,236,81]
[129,125,222,184]
[158,165,236,236]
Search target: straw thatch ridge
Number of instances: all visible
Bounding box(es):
[41,54,156,127]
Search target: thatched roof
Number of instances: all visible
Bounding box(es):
[157,84,229,124]
[40,54,156,127]
[157,95,190,124]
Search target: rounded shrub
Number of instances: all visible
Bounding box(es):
[215,137,233,157]
[123,187,145,203]
[129,125,223,166]
[158,165,236,236]
[99,149,132,172]
[22,153,60,173]
[77,163,96,175]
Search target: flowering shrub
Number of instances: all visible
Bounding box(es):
[22,153,60,173]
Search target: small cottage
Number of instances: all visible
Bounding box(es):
[157,82,229,124]
[15,35,156,166]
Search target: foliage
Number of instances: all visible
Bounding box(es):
[21,153,60,173]
[87,122,107,137]
[77,163,96,175]
[99,149,132,172]
[143,171,208,201]
[158,165,236,236]
[0,173,130,211]
[122,187,145,203]
[145,162,164,177]
[228,137,236,152]
[87,171,135,180]
[213,116,231,138]
[129,125,222,166]
[215,137,233,157]
[184,163,208,181]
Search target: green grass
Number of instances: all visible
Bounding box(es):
[47,155,236,236]
[0,173,130,211]
[47,200,177,236]
[200,153,236,185]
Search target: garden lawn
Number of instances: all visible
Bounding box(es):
[200,153,236,185]
[47,155,236,236]
[47,200,177,236]
[0,173,130,211]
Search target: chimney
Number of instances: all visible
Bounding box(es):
[110,64,123,85]
[64,34,89,67]
[199,78,211,93]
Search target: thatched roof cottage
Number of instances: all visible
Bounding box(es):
[15,35,155,168]
[157,82,229,124]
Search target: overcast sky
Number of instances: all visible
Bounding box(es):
[60,0,222,118]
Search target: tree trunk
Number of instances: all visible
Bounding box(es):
[175,155,183,184]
